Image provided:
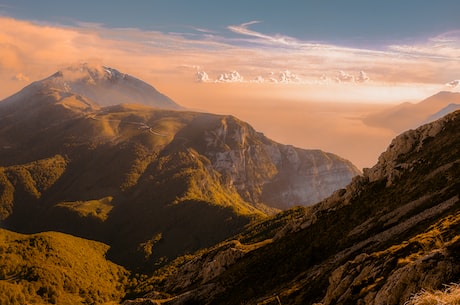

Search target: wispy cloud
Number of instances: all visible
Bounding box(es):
[446,79,460,88]
[227,20,307,47]
[190,26,217,34]
[388,30,460,60]
[0,16,459,103]
[12,72,29,82]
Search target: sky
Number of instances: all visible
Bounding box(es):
[1,0,460,168]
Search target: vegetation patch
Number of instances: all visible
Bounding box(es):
[0,229,129,305]
[56,196,114,221]
[405,283,460,305]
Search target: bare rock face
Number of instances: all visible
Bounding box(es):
[363,118,444,186]
[322,214,460,305]
[163,240,252,291]
[200,116,360,209]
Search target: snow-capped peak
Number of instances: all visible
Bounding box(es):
[36,63,182,109]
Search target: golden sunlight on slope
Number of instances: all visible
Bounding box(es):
[405,283,460,305]
[56,196,114,221]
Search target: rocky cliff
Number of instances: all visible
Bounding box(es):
[186,114,359,209]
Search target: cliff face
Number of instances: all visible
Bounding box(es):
[193,115,360,209]
[131,110,460,304]
[363,115,445,186]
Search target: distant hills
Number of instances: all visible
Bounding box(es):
[422,102,460,124]
[363,91,460,133]
[0,65,359,272]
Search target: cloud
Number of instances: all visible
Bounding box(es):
[265,70,300,83]
[0,15,459,104]
[195,70,210,82]
[193,69,303,84]
[58,61,108,82]
[335,71,355,83]
[190,26,217,34]
[194,70,245,83]
[388,30,460,60]
[224,20,460,86]
[356,71,370,83]
[227,20,303,47]
[251,75,265,83]
[446,79,460,88]
[278,70,300,83]
[227,20,264,38]
[216,71,244,83]
[12,72,29,82]
[334,71,370,84]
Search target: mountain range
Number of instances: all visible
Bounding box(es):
[363,91,460,133]
[1,64,459,305]
[0,65,359,272]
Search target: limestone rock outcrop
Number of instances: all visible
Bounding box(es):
[200,115,360,209]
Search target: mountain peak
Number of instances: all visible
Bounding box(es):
[1,63,183,110]
[45,63,183,109]
[54,63,128,84]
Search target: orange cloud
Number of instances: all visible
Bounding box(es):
[0,16,458,101]
[12,72,29,82]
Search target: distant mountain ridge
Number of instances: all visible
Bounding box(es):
[422,103,460,124]
[363,91,460,133]
[0,66,359,271]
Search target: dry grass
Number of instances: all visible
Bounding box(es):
[405,283,460,305]
[0,228,129,305]
[56,196,114,221]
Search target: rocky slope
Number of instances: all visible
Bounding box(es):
[129,110,460,304]
[0,67,359,271]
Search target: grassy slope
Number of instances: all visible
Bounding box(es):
[0,228,129,305]
[0,103,265,272]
